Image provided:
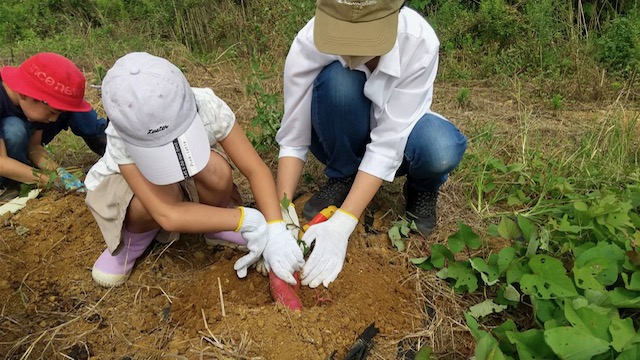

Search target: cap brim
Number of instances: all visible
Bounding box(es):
[313,8,399,56]
[1,66,92,112]
[125,113,211,185]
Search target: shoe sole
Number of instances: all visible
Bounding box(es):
[92,266,130,287]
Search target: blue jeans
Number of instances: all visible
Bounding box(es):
[309,61,467,193]
[0,109,106,164]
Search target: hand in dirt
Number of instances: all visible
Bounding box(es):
[300,209,358,288]
[56,167,86,192]
[234,207,268,278]
[263,221,304,285]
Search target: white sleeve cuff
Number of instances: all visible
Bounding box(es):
[279,146,308,162]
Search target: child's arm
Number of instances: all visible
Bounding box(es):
[120,163,243,233]
[219,123,283,221]
[28,129,60,172]
[219,123,304,285]
[28,129,84,191]
[0,133,52,185]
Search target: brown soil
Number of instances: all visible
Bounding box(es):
[1,58,637,360]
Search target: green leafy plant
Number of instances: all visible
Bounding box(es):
[246,61,282,156]
[456,87,471,107]
[551,93,564,114]
[388,218,418,252]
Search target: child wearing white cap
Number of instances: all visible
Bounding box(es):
[85,52,303,287]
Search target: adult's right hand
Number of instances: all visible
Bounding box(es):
[300,209,358,288]
[234,207,268,278]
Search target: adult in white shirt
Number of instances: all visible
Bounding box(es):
[276,0,467,288]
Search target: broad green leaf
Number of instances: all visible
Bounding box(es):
[558,214,583,233]
[437,262,478,293]
[564,298,612,342]
[505,329,555,360]
[607,288,640,308]
[543,327,610,359]
[573,242,624,289]
[414,345,432,360]
[531,298,564,325]
[468,299,507,319]
[497,217,522,240]
[517,215,536,242]
[496,247,517,274]
[520,255,578,299]
[506,259,531,284]
[574,201,588,212]
[465,312,486,341]
[617,343,640,360]
[622,271,640,291]
[475,333,509,360]
[430,244,454,269]
[411,257,435,271]
[502,284,521,302]
[493,319,517,344]
[389,225,405,251]
[470,258,500,285]
[610,317,637,352]
[447,222,482,253]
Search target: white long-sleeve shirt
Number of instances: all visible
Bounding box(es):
[276,7,441,182]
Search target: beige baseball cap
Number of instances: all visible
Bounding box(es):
[314,0,404,56]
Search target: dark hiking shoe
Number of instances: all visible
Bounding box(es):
[303,176,355,220]
[404,183,438,236]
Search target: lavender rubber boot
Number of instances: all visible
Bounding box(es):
[92,227,159,287]
[204,231,247,250]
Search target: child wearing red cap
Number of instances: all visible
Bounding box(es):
[85,52,303,287]
[0,52,107,192]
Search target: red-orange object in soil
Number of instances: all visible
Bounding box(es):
[269,270,302,310]
[268,206,336,310]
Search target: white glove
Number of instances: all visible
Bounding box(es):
[233,207,268,278]
[263,221,305,285]
[281,203,300,239]
[300,209,358,288]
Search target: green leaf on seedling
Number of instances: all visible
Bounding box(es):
[280,193,291,209]
[448,222,482,253]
